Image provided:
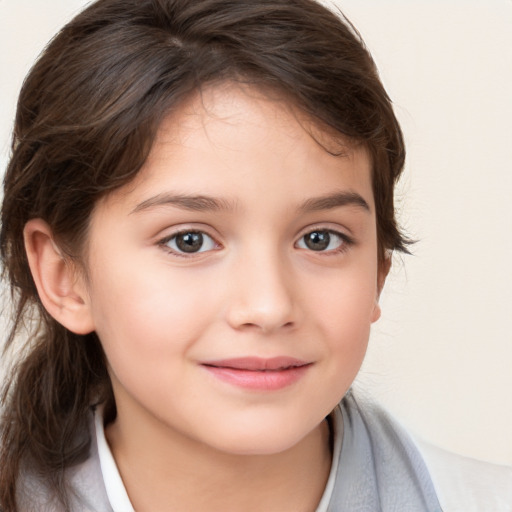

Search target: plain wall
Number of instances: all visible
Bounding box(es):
[1,0,511,465]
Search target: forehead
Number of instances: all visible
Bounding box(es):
[100,82,374,215]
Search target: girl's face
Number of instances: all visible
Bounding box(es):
[84,83,383,455]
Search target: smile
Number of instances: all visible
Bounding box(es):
[200,357,312,391]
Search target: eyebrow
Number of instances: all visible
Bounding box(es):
[298,191,371,213]
[130,190,370,215]
[130,193,237,214]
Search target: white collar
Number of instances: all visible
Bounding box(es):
[315,405,343,512]
[95,406,135,512]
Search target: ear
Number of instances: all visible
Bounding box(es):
[24,219,95,335]
[371,254,391,323]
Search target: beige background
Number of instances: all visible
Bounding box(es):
[1,0,511,465]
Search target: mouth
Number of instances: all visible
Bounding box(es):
[200,357,312,390]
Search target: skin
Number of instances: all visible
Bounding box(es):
[25,83,386,511]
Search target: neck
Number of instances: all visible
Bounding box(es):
[106,406,332,512]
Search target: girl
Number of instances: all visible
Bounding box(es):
[1,0,510,511]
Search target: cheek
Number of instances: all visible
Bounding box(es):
[87,267,216,410]
[306,264,378,367]
[87,258,220,365]
[309,263,378,325]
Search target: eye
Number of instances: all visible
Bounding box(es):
[296,229,349,252]
[162,231,218,254]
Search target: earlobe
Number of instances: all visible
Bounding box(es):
[371,303,382,323]
[23,219,95,335]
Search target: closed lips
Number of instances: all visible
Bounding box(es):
[200,356,313,390]
[201,357,311,371]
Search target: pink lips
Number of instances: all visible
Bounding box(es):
[201,357,311,390]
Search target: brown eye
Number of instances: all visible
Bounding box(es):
[175,232,203,252]
[163,231,217,254]
[297,230,347,252]
[304,231,330,251]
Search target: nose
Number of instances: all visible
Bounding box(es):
[225,248,298,334]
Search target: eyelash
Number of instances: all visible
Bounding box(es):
[157,227,354,257]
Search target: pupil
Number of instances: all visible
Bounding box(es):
[305,231,330,251]
[176,232,203,253]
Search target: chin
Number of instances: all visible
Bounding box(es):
[203,422,319,457]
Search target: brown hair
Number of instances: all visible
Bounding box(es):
[0,0,408,509]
